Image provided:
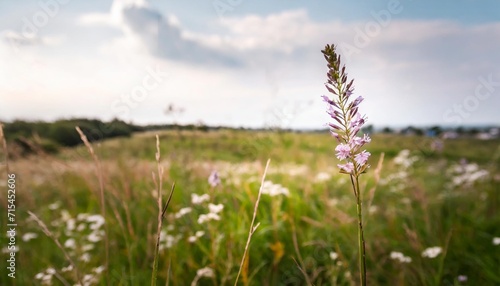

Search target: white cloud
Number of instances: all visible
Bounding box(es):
[77,13,111,26]
[1,30,63,47]
[1,2,499,127]
[79,0,241,67]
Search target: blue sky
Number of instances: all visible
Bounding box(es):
[0,0,499,128]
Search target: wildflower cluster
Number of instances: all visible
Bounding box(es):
[321,44,371,175]
[390,251,412,263]
[261,180,290,197]
[447,160,489,188]
[30,204,106,285]
[160,171,225,250]
[380,149,418,193]
[51,209,105,261]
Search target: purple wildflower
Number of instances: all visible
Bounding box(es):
[208,170,220,187]
[352,96,364,107]
[355,151,371,166]
[322,44,370,285]
[335,144,351,160]
[350,136,364,147]
[321,44,371,175]
[338,162,354,174]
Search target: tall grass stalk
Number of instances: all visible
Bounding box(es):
[151,134,175,286]
[291,220,313,285]
[234,158,271,286]
[75,126,109,283]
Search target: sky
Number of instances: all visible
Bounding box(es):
[0,0,499,129]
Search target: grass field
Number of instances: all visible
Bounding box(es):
[1,129,499,285]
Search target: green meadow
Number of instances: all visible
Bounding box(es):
[1,129,499,285]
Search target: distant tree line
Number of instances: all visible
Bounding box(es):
[2,118,497,158]
[1,119,230,156]
[1,118,142,156]
[380,125,498,137]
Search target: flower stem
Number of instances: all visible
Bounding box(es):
[352,174,367,286]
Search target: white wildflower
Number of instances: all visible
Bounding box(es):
[66,218,76,231]
[87,214,105,230]
[208,203,224,214]
[493,237,500,245]
[80,253,91,262]
[191,193,210,205]
[77,213,89,221]
[61,265,73,272]
[390,251,412,263]
[188,230,206,243]
[64,238,76,249]
[261,181,290,197]
[77,223,86,231]
[87,232,102,243]
[94,266,105,274]
[82,244,94,252]
[22,232,38,242]
[393,150,418,168]
[35,272,44,279]
[61,210,72,221]
[83,274,98,284]
[197,213,221,224]
[42,274,53,283]
[48,201,61,210]
[315,172,331,182]
[421,246,442,258]
[159,231,180,250]
[329,252,338,260]
[46,268,56,275]
[174,207,192,219]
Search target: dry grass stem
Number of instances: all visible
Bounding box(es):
[75,126,109,282]
[28,211,84,286]
[366,152,385,226]
[151,134,175,286]
[291,220,314,285]
[234,158,271,286]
